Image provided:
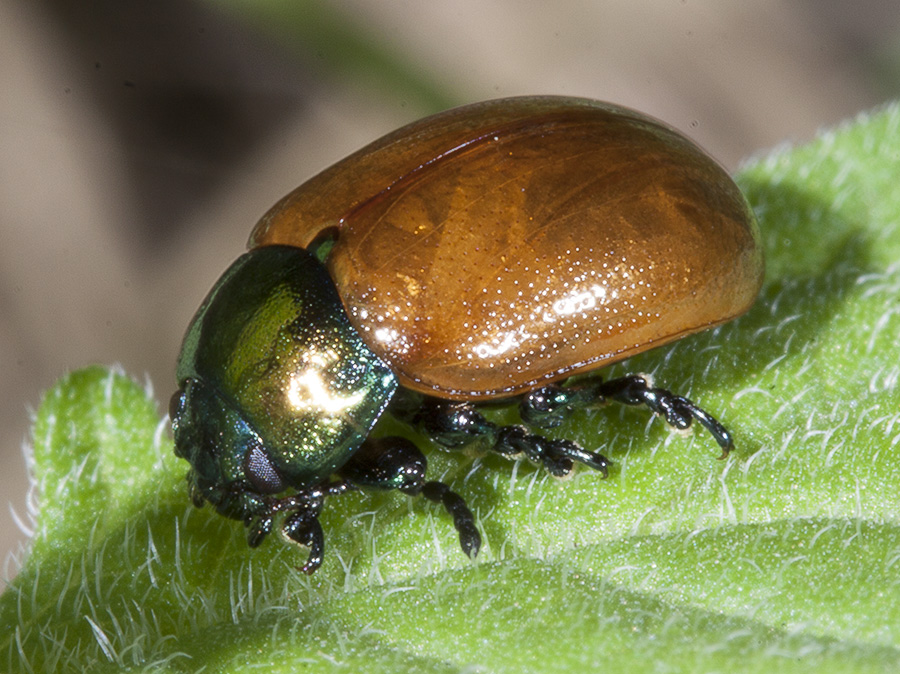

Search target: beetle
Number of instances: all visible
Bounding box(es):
[170,96,763,574]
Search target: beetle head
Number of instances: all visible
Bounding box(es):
[171,246,398,521]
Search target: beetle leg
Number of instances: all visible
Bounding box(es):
[282,510,325,574]
[495,425,609,477]
[246,513,274,548]
[421,481,481,558]
[520,384,595,428]
[400,397,610,478]
[243,483,354,573]
[339,436,481,558]
[339,436,427,492]
[521,377,734,458]
[595,375,734,458]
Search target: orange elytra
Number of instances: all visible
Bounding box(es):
[251,96,763,399]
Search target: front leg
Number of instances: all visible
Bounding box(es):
[282,510,325,574]
[245,482,354,574]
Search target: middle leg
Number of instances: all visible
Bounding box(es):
[338,436,481,558]
[391,391,611,478]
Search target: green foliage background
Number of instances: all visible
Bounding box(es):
[3,103,900,672]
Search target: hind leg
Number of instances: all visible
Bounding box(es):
[520,374,733,457]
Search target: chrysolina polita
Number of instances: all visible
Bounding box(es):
[170,96,763,573]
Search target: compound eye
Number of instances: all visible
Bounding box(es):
[169,390,189,458]
[244,444,286,494]
[169,389,186,424]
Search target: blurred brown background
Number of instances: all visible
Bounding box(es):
[2,0,898,582]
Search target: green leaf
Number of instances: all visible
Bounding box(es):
[4,102,900,672]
